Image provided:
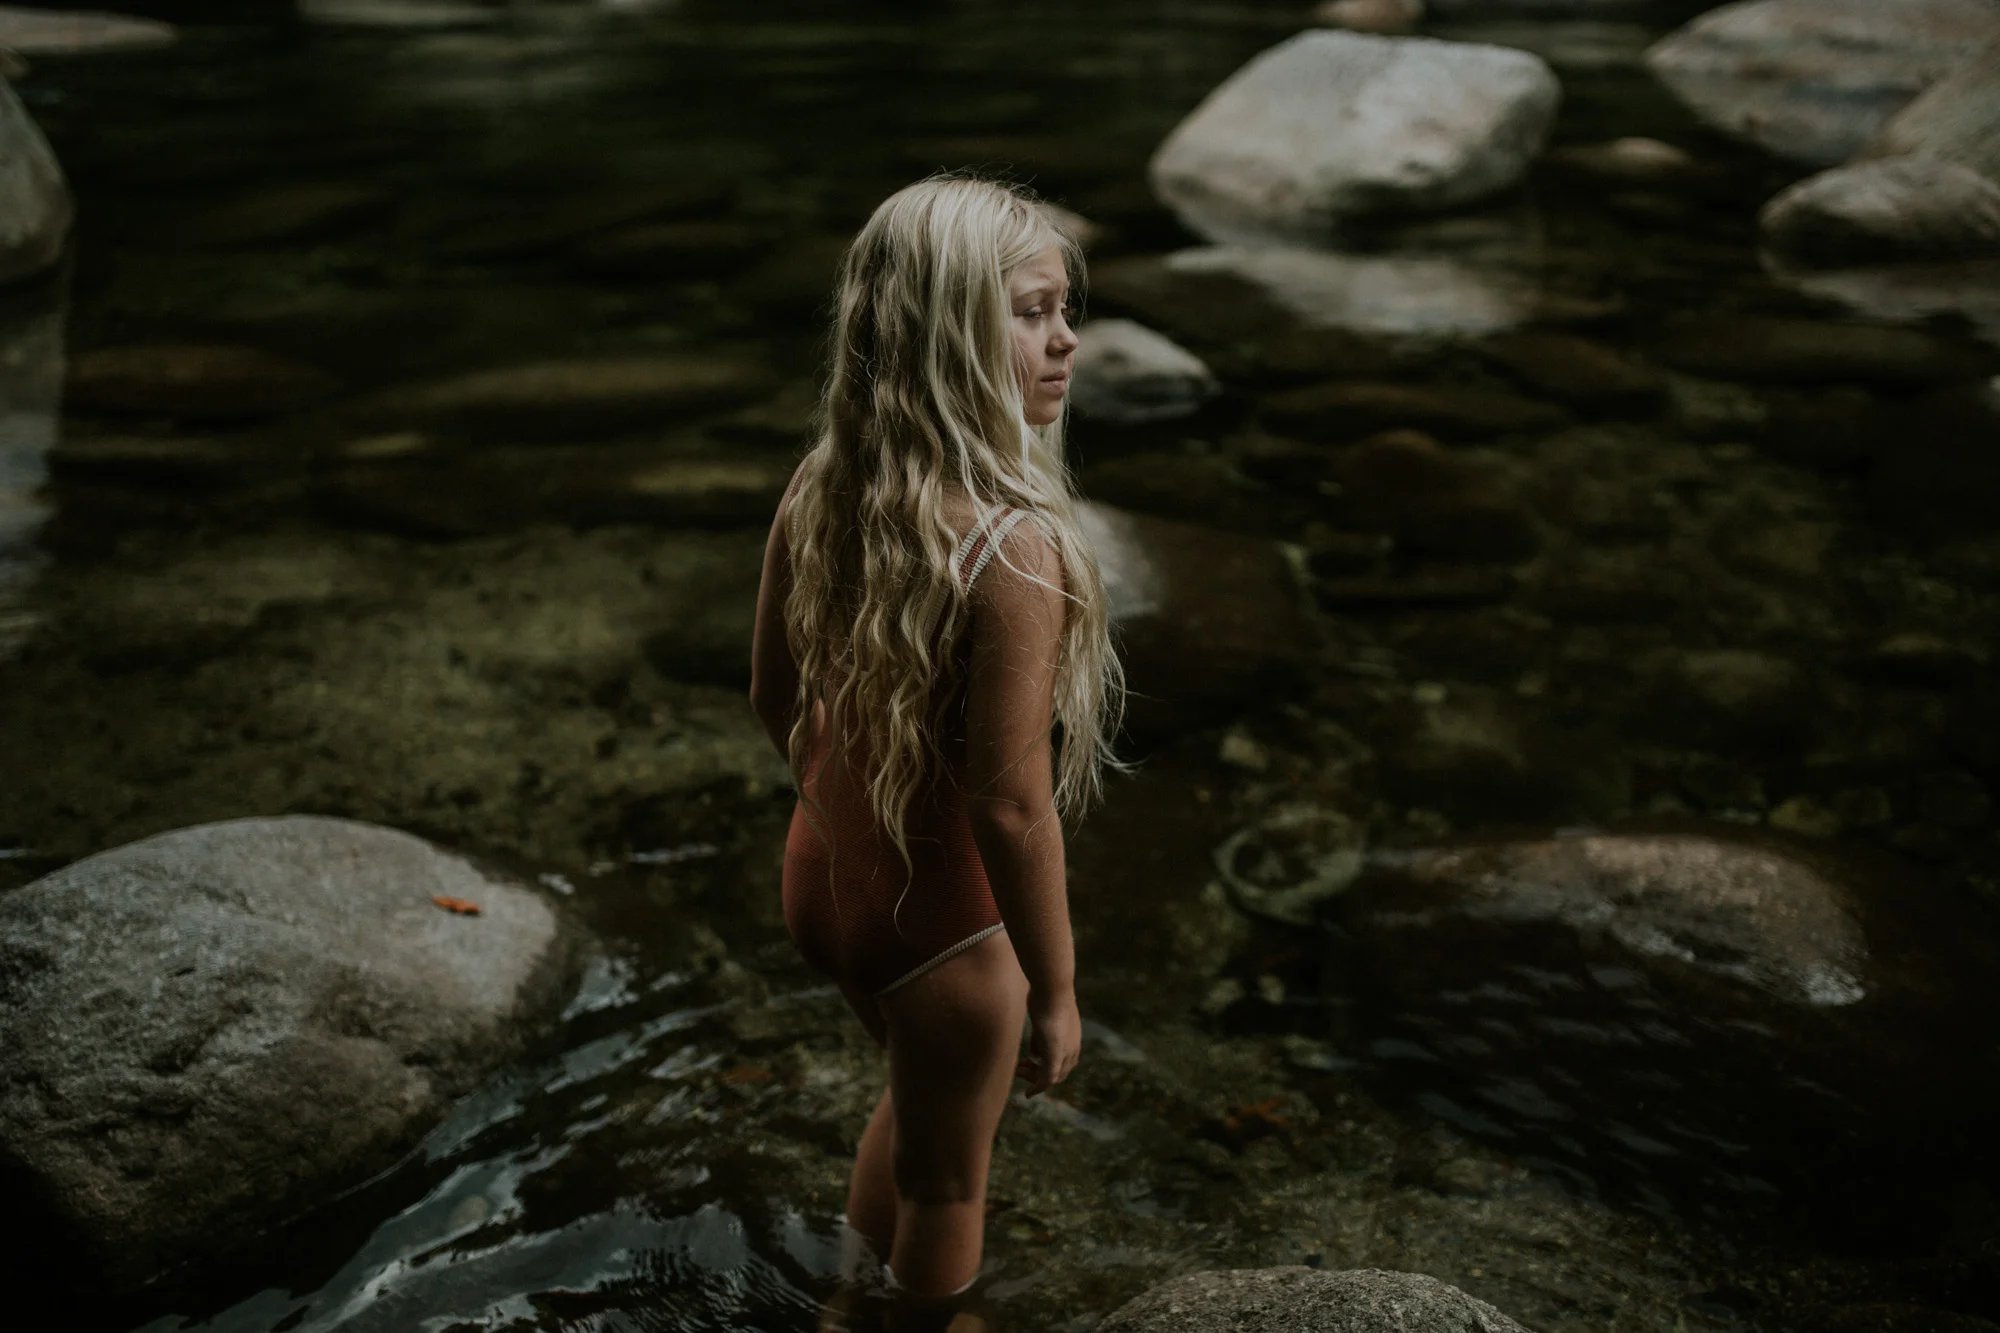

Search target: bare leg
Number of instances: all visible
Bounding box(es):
[877,929,1029,1300]
[847,1087,898,1259]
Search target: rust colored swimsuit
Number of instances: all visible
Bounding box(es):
[781,504,1031,997]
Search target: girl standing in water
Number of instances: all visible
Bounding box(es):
[749,176,1122,1329]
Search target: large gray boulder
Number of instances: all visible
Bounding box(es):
[1645,0,2000,167]
[1149,30,1560,242]
[1098,1268,1528,1333]
[0,816,578,1289]
[0,77,70,284]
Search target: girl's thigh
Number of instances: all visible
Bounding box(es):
[877,931,1029,1198]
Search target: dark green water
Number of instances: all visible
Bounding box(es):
[4,2,2000,1330]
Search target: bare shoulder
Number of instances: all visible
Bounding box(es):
[972,511,1065,608]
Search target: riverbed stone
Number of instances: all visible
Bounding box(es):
[1326,827,2000,1237]
[1761,158,2000,263]
[1097,1267,1528,1333]
[0,816,578,1289]
[1650,313,1996,387]
[1476,330,1665,408]
[358,355,772,437]
[1860,32,2000,182]
[1313,0,1424,36]
[0,5,175,53]
[1149,30,1560,241]
[1070,318,1218,424]
[0,78,70,286]
[1263,380,1567,442]
[1083,502,1315,739]
[1323,431,1539,563]
[1643,0,2000,167]
[1762,33,2000,263]
[65,344,338,420]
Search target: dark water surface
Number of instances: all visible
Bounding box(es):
[4,1,2000,1330]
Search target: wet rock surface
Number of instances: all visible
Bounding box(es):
[1761,158,2000,263]
[1150,30,1560,241]
[0,816,577,1290]
[1098,1267,1528,1333]
[1644,0,2000,166]
[1323,830,2000,1239]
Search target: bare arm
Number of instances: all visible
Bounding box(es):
[963,523,1079,1094]
[748,488,799,759]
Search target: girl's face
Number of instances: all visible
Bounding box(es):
[1008,244,1079,427]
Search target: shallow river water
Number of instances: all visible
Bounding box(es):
[4,1,2000,1330]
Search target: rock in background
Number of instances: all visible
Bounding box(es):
[1645,0,2000,167]
[0,75,69,284]
[1149,30,1560,242]
[1070,317,1217,424]
[0,816,579,1290]
[1762,34,2000,261]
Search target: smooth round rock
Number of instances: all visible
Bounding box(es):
[1149,29,1560,241]
[1098,1267,1528,1333]
[1762,157,2000,262]
[1070,318,1218,424]
[0,816,578,1290]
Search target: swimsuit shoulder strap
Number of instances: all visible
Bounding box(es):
[953,504,1034,593]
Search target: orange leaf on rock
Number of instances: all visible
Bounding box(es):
[431,895,483,916]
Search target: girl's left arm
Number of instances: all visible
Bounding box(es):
[748,490,799,758]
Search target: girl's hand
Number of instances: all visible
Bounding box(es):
[1017,988,1080,1097]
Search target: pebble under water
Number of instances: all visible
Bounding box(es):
[3,1,2000,1330]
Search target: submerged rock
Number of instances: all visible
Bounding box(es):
[1149,30,1560,241]
[1326,828,2000,1239]
[1069,318,1217,424]
[1313,0,1424,36]
[360,355,771,437]
[65,344,338,420]
[0,816,578,1290]
[1321,430,1540,563]
[1098,1267,1528,1333]
[0,77,69,285]
[1476,330,1665,407]
[0,5,175,53]
[1644,0,2000,167]
[1650,313,1996,387]
[1082,502,1314,739]
[1155,245,1544,341]
[1262,380,1567,442]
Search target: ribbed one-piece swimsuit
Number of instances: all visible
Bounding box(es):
[781,500,1032,997]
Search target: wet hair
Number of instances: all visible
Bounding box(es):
[784,174,1123,859]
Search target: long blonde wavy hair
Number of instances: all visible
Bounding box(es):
[784,175,1123,859]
